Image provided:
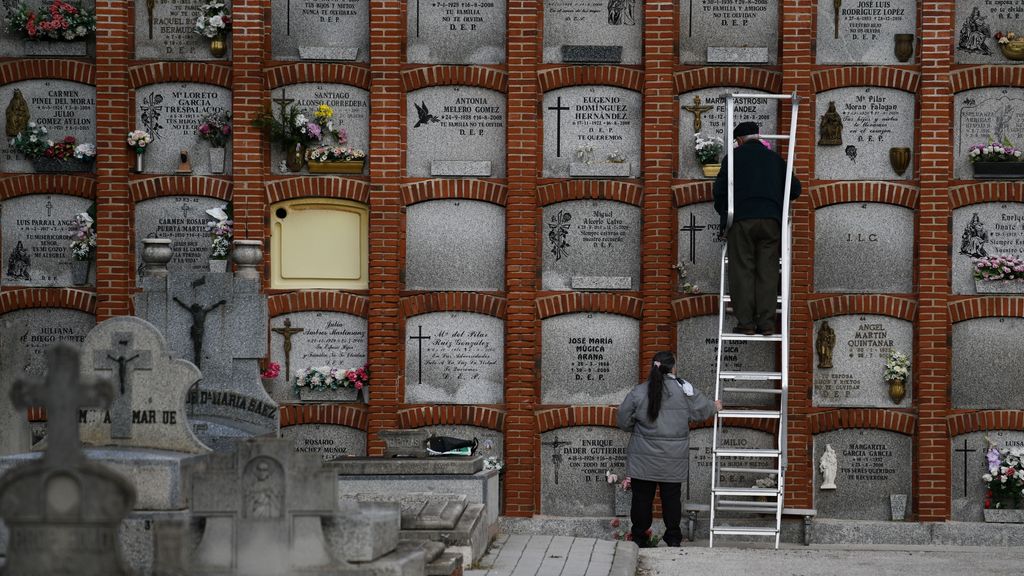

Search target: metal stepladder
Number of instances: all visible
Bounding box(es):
[707,92,800,549]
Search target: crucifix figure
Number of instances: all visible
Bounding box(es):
[542,435,572,485]
[683,95,713,134]
[94,333,153,439]
[833,0,842,39]
[11,344,112,466]
[272,318,304,382]
[173,297,227,369]
[548,97,570,158]
[954,439,977,498]
[409,325,432,385]
[679,213,707,264]
[273,89,294,119]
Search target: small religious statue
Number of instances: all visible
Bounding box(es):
[683,95,713,134]
[245,459,282,519]
[816,321,836,369]
[5,89,30,138]
[818,101,843,146]
[176,149,192,174]
[820,444,838,490]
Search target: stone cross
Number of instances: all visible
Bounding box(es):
[683,95,713,134]
[93,333,153,439]
[542,435,572,485]
[271,317,304,382]
[173,297,226,368]
[409,325,432,385]
[10,344,112,466]
[548,97,570,157]
[679,212,707,264]
[955,439,977,498]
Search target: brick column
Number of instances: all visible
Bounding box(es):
[230,0,266,241]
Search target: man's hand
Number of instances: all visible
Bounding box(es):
[714,400,723,412]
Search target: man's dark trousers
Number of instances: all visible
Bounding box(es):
[727,218,780,332]
[630,479,683,546]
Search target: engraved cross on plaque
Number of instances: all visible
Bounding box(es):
[180,203,191,222]
[272,318,305,382]
[542,435,572,485]
[94,333,153,439]
[683,95,713,134]
[409,325,432,385]
[273,89,294,118]
[955,439,978,498]
[45,197,53,217]
[680,213,707,264]
[548,97,571,158]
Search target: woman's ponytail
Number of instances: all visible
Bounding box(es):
[646,351,675,421]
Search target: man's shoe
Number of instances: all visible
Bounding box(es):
[758,326,775,337]
[733,324,756,336]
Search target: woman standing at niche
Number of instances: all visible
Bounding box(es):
[617,350,721,547]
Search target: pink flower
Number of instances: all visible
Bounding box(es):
[610,518,620,528]
[354,381,363,390]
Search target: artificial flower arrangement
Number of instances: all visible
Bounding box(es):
[127,129,153,154]
[10,122,50,158]
[196,108,232,148]
[995,31,1018,45]
[260,361,281,380]
[205,205,233,260]
[193,1,231,39]
[606,470,632,492]
[6,0,96,41]
[967,138,1023,163]
[974,254,1024,282]
[883,351,910,383]
[11,124,96,169]
[44,135,95,162]
[694,132,724,166]
[68,209,96,261]
[293,364,369,393]
[305,145,366,163]
[254,101,324,149]
[981,437,1024,509]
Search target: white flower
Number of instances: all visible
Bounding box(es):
[983,473,993,482]
[28,122,36,128]
[76,25,86,36]
[196,16,206,28]
[29,135,37,142]
[209,15,224,28]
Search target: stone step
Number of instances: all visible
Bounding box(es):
[427,552,463,576]
[400,503,488,569]
[341,540,428,576]
[345,492,468,531]
[324,501,402,563]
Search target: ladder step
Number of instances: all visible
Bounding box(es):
[725,93,798,101]
[711,526,780,536]
[758,134,790,140]
[720,371,782,380]
[717,409,780,419]
[712,487,779,496]
[721,333,783,342]
[722,387,782,395]
[714,449,780,458]
[718,467,779,474]
[716,505,779,514]
[722,295,784,304]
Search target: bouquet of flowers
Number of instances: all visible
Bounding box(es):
[254,102,323,149]
[205,205,233,260]
[305,145,366,163]
[294,364,369,393]
[127,130,153,154]
[995,31,1020,45]
[42,135,88,161]
[6,0,97,41]
[974,254,1024,281]
[982,438,1024,509]
[73,142,96,160]
[967,139,1023,163]
[695,132,724,165]
[10,123,51,158]
[197,108,232,148]
[193,1,231,39]
[260,362,281,380]
[68,211,95,261]
[883,350,910,383]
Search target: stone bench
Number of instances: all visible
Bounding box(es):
[682,503,817,545]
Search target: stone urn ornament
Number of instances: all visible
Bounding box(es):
[141,238,173,278]
[893,34,914,63]
[889,147,911,176]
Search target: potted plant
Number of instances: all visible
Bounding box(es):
[205,205,232,272]
[294,364,368,402]
[995,31,1024,61]
[197,108,231,174]
[67,207,95,286]
[6,0,96,55]
[982,437,1024,522]
[127,129,153,173]
[973,254,1024,293]
[193,1,231,58]
[968,139,1024,180]
[254,102,323,173]
[695,132,724,178]
[883,350,910,404]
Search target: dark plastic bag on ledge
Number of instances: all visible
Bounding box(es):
[426,435,478,456]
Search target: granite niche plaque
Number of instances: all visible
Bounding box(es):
[680,0,779,65]
[267,311,368,403]
[812,315,913,408]
[951,430,1024,521]
[953,88,1024,180]
[135,0,226,60]
[953,317,1024,409]
[269,83,370,175]
[407,0,506,64]
[405,312,504,404]
[406,86,506,178]
[679,88,778,180]
[543,86,642,178]
[134,196,228,282]
[816,0,916,64]
[406,200,505,291]
[542,200,640,291]
[951,203,1024,294]
[0,308,94,375]
[1,194,93,287]
[814,429,912,520]
[815,87,914,181]
[542,0,643,64]
[0,80,96,173]
[135,83,232,175]
[272,0,369,61]
[677,315,775,408]
[540,427,628,516]
[541,312,638,405]
[282,423,367,462]
[687,427,776,505]
[955,1,1024,64]
[675,203,725,293]
[814,203,914,293]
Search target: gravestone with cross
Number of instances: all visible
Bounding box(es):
[0,344,136,576]
[271,0,369,61]
[404,313,504,404]
[543,86,642,178]
[0,319,32,456]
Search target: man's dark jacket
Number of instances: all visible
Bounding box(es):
[712,139,801,231]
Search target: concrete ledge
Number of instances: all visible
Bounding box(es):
[609,541,638,576]
[331,456,483,475]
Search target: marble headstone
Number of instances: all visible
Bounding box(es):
[268,83,370,175]
[812,315,912,408]
[816,0,916,64]
[272,0,369,61]
[678,88,778,180]
[282,424,367,462]
[954,1,1024,64]
[542,200,640,291]
[406,200,506,291]
[135,83,232,175]
[267,311,368,403]
[406,86,506,177]
[677,315,776,408]
[0,308,95,375]
[686,427,776,505]
[675,202,725,292]
[0,80,97,173]
[815,87,915,180]
[953,88,1024,180]
[542,0,643,64]
[680,0,779,65]
[0,320,32,456]
[543,86,642,178]
[1,194,93,287]
[404,312,504,404]
[952,317,1024,409]
[541,312,639,405]
[79,316,209,453]
[134,196,228,282]
[540,426,628,516]
[951,203,1024,294]
[813,429,912,520]
[951,430,1024,521]
[407,0,506,63]
[814,203,914,293]
[135,0,226,60]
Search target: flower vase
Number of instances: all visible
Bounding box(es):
[135,152,145,173]
[209,258,229,273]
[285,143,306,173]
[889,147,911,176]
[70,259,91,286]
[701,163,721,178]
[210,32,227,58]
[893,34,914,62]
[887,378,906,404]
[209,147,226,174]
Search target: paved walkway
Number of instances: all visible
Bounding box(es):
[466,535,637,576]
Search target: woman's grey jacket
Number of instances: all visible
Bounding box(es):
[616,375,716,483]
